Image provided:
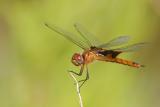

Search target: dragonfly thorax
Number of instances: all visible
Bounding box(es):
[71,53,84,66]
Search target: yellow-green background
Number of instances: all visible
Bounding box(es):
[0,0,160,107]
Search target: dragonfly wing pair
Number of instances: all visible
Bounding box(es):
[45,23,89,50]
[45,23,147,52]
[98,36,131,48]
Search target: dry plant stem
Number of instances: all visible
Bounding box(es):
[69,72,83,107]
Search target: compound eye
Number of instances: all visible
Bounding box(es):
[75,55,83,63]
[76,55,82,60]
[72,53,84,66]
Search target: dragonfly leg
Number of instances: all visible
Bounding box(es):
[68,65,89,90]
[79,66,89,89]
[68,65,84,76]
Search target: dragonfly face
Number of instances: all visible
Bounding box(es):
[71,53,84,66]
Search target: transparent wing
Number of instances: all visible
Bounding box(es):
[45,23,89,50]
[98,36,131,48]
[74,23,101,47]
[113,42,148,52]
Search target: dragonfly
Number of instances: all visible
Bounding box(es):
[45,23,146,88]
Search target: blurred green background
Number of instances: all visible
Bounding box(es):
[0,0,160,107]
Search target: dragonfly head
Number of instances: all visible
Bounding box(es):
[71,53,84,66]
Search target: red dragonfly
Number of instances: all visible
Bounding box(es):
[45,23,146,88]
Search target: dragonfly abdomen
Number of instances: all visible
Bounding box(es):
[114,58,144,68]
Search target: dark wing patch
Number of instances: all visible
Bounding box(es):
[98,50,121,58]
